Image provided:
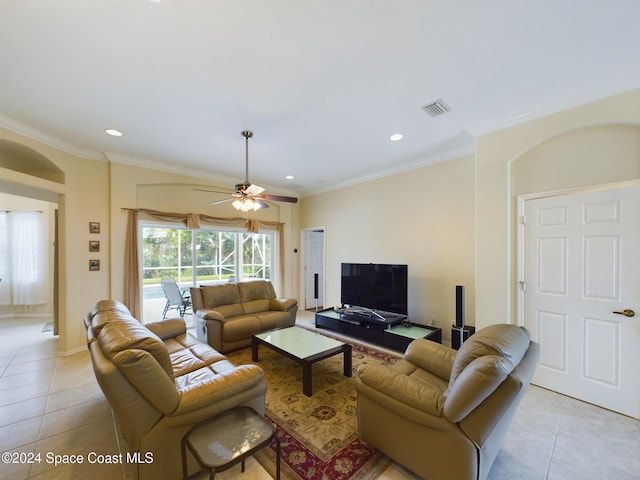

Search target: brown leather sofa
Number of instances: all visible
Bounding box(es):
[84,300,266,480]
[355,323,540,480]
[190,280,298,353]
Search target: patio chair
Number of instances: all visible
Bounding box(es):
[160,277,192,319]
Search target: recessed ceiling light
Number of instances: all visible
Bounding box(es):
[390,133,404,141]
[105,129,123,137]
[285,175,294,180]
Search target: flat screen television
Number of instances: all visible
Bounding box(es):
[340,263,408,315]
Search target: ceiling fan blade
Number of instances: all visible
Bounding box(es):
[255,199,270,209]
[245,184,265,196]
[258,193,298,203]
[208,198,233,206]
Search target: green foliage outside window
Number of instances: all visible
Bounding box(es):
[142,226,272,285]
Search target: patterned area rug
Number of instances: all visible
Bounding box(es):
[227,332,400,480]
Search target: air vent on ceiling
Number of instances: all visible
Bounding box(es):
[423,99,451,117]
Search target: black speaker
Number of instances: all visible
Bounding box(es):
[314,273,319,300]
[452,326,475,350]
[455,285,465,327]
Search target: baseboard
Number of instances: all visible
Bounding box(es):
[59,345,86,357]
[0,313,54,319]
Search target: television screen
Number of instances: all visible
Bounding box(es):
[340,263,408,315]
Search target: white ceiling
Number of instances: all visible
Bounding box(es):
[1,0,640,197]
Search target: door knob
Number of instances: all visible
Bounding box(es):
[613,309,635,317]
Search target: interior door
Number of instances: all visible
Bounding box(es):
[303,229,324,310]
[522,184,640,418]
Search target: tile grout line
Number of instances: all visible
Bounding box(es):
[544,395,565,479]
[27,345,62,479]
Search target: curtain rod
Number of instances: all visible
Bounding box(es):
[1,210,43,213]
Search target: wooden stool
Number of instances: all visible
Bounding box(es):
[181,406,280,480]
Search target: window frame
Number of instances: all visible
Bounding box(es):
[139,220,279,291]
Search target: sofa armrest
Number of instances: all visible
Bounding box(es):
[115,349,180,415]
[444,355,511,423]
[145,318,187,340]
[356,363,445,416]
[174,364,265,415]
[195,309,226,323]
[405,338,456,381]
[269,297,297,312]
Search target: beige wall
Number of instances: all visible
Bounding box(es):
[0,127,110,354]
[301,155,475,343]
[476,88,640,329]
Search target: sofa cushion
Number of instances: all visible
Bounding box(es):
[215,303,244,319]
[243,299,270,314]
[238,280,275,302]
[113,348,180,415]
[89,299,132,319]
[98,320,174,381]
[201,284,241,308]
[164,336,228,377]
[221,314,262,342]
[91,306,137,336]
[255,311,292,330]
[450,324,530,385]
[444,355,512,422]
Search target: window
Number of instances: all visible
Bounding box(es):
[141,224,276,289]
[0,211,47,305]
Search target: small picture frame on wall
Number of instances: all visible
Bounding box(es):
[89,259,100,271]
[89,241,100,252]
[89,222,100,234]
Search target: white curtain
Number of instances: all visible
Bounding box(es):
[0,213,9,305]
[1,212,47,306]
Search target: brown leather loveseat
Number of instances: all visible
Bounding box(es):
[355,323,539,480]
[190,280,298,352]
[84,300,266,480]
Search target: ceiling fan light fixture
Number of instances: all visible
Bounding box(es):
[232,198,261,212]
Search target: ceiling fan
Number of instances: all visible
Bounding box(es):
[196,130,298,211]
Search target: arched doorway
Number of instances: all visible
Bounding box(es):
[0,140,64,334]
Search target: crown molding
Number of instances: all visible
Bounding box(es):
[0,113,298,197]
[0,113,105,161]
[468,72,640,137]
[300,143,475,198]
[104,152,300,197]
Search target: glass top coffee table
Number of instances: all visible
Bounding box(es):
[252,326,352,397]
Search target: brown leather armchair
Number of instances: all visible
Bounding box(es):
[355,323,539,480]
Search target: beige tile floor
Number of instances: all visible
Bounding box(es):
[1,311,639,480]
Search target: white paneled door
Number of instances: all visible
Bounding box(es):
[522,184,640,418]
[303,229,324,310]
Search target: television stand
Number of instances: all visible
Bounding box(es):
[314,308,442,352]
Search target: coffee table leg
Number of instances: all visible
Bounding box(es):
[343,344,352,377]
[302,361,312,396]
[252,337,259,362]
